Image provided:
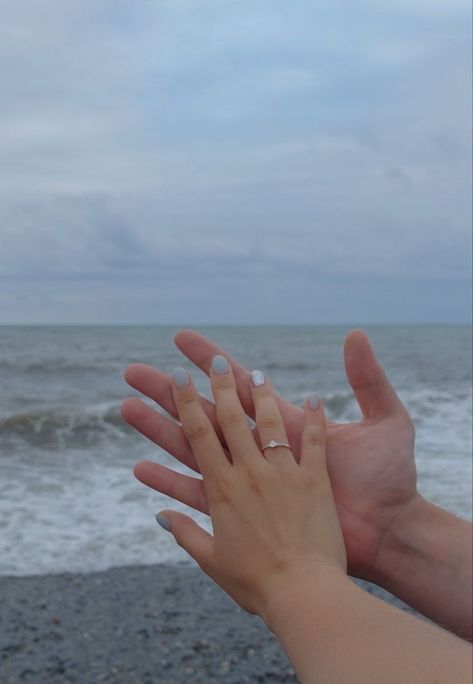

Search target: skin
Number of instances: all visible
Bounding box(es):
[152,359,472,684]
[122,328,473,639]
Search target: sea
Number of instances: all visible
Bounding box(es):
[0,325,471,577]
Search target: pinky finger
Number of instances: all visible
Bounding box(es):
[300,394,327,472]
[156,510,214,571]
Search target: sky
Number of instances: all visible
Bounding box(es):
[0,0,471,325]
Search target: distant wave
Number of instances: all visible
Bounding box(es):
[308,387,472,426]
[322,392,356,418]
[1,388,470,451]
[0,359,124,374]
[265,361,313,371]
[0,403,130,450]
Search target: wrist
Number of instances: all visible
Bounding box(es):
[366,493,473,640]
[260,564,350,633]
[367,492,429,585]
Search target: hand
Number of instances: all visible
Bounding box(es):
[122,329,416,580]
[154,358,346,619]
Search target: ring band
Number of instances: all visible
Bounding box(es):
[261,440,291,451]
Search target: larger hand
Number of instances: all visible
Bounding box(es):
[122,329,416,581]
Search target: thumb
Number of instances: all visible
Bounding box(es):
[156,510,213,569]
[344,330,407,420]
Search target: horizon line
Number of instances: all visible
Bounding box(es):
[0,321,471,327]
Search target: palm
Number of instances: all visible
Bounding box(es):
[327,418,416,576]
[259,392,416,578]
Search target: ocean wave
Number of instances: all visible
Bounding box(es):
[299,386,473,425]
[265,361,313,371]
[0,403,131,450]
[1,387,470,452]
[322,392,357,418]
[0,359,125,374]
[398,387,472,423]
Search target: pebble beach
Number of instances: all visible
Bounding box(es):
[0,564,417,684]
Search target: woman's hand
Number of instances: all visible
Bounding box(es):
[156,355,346,620]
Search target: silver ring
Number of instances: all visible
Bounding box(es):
[261,440,291,451]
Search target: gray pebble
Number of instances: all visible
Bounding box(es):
[0,564,415,683]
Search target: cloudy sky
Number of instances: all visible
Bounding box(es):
[0,1,471,324]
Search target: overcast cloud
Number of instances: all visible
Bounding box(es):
[0,1,471,324]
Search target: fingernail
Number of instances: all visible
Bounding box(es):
[251,370,266,387]
[307,393,321,411]
[172,367,190,388]
[155,513,171,532]
[211,355,229,374]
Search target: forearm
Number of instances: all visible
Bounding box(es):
[263,569,472,684]
[370,494,473,640]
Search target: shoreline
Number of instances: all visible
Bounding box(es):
[0,563,416,683]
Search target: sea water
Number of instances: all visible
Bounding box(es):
[0,325,471,576]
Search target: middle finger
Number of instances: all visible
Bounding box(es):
[209,355,259,466]
[249,370,294,466]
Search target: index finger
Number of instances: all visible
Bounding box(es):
[171,367,231,484]
[124,363,227,445]
[209,355,259,467]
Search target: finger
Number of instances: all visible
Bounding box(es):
[156,510,213,571]
[300,394,328,474]
[174,330,297,422]
[121,364,266,464]
[171,367,231,483]
[249,370,293,466]
[121,397,199,473]
[134,460,209,514]
[124,363,227,445]
[344,330,408,420]
[174,329,337,454]
[209,355,260,467]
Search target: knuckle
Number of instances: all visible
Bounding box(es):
[313,474,331,497]
[258,411,281,431]
[217,405,243,428]
[213,375,234,391]
[281,465,304,488]
[302,469,318,488]
[244,468,264,495]
[300,470,320,493]
[289,465,325,494]
[210,474,233,504]
[184,419,211,442]
[178,393,198,409]
[303,424,325,448]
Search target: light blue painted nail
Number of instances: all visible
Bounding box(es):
[155,513,171,532]
[250,370,265,387]
[307,393,321,411]
[211,355,229,374]
[172,367,189,388]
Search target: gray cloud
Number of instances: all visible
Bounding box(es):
[0,0,471,323]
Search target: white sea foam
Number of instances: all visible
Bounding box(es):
[0,448,210,576]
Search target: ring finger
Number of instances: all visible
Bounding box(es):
[249,370,294,466]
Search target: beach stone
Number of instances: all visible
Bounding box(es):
[0,563,417,684]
